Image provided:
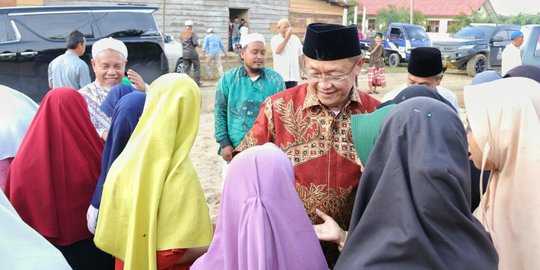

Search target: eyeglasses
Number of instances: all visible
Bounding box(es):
[307,59,359,85]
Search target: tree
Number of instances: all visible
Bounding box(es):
[375,5,426,33]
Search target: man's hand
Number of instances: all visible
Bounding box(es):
[221,145,234,162]
[313,209,347,249]
[86,205,99,234]
[126,69,146,92]
[285,28,292,39]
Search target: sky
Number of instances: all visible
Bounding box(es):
[489,0,540,15]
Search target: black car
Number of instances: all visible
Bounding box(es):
[433,24,521,76]
[0,5,168,102]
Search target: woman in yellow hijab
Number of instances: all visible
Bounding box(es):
[95,73,213,270]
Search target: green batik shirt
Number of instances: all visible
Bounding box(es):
[214,66,285,151]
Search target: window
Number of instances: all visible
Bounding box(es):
[493,30,509,42]
[535,36,540,57]
[389,28,403,39]
[427,20,439,33]
[13,13,94,40]
[0,15,10,42]
[94,12,160,38]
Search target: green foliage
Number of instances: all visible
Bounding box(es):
[499,13,540,25]
[375,5,427,33]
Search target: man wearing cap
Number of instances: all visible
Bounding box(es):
[202,28,226,79]
[236,23,380,266]
[382,47,459,111]
[271,18,304,89]
[214,33,285,180]
[79,37,147,140]
[501,31,524,75]
[180,20,202,86]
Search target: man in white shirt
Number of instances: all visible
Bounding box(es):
[271,18,304,89]
[382,47,459,111]
[501,31,524,75]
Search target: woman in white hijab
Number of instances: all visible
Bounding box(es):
[465,77,540,269]
[0,85,38,191]
[0,189,71,269]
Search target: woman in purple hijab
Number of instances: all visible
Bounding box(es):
[191,143,328,270]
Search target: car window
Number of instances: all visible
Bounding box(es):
[13,13,94,40]
[0,14,15,42]
[454,26,495,40]
[389,28,403,39]
[94,12,160,38]
[493,30,509,41]
[405,26,429,40]
[535,36,540,57]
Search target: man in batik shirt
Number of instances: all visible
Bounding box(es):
[236,23,380,266]
[79,37,146,140]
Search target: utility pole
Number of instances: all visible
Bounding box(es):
[410,0,414,24]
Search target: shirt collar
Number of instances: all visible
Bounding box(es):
[302,85,362,110]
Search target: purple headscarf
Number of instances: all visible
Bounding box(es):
[191,143,328,270]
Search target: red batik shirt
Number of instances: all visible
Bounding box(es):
[236,83,380,229]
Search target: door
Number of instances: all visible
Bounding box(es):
[11,12,94,101]
[0,15,19,91]
[490,29,510,67]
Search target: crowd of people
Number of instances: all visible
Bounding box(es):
[1,16,540,270]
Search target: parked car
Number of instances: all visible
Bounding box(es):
[0,5,168,102]
[433,24,521,76]
[162,32,183,73]
[360,23,432,67]
[520,24,540,67]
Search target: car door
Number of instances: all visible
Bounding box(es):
[10,11,94,101]
[0,14,19,91]
[489,29,510,67]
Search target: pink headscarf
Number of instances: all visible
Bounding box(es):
[191,143,328,270]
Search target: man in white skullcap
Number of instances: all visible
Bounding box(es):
[271,18,305,89]
[78,37,147,140]
[213,33,284,183]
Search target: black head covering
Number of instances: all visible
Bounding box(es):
[503,64,540,83]
[303,23,360,60]
[335,97,498,269]
[375,32,383,38]
[393,85,456,112]
[408,47,443,77]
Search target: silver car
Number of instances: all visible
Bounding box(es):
[162,33,183,73]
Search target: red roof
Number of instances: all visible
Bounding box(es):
[357,0,485,17]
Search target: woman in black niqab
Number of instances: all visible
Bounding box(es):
[334,97,498,270]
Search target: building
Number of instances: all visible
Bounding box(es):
[357,0,497,35]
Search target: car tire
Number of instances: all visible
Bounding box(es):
[175,58,184,73]
[387,53,400,68]
[466,54,487,77]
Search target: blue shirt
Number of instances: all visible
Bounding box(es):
[214,66,285,150]
[48,50,91,89]
[203,34,226,55]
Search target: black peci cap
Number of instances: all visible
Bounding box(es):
[303,23,361,60]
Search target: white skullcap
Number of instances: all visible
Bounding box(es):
[92,37,128,59]
[240,33,266,48]
[207,28,214,33]
[185,20,193,26]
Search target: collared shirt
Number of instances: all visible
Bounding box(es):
[271,34,303,82]
[501,43,522,75]
[236,84,380,265]
[214,66,285,150]
[79,81,111,136]
[236,84,380,227]
[203,33,226,55]
[48,50,91,89]
[382,83,460,111]
[181,33,199,59]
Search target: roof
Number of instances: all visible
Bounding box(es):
[357,0,486,17]
[0,5,158,14]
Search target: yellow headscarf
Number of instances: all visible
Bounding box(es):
[95,73,212,270]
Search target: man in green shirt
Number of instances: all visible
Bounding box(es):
[214,33,285,175]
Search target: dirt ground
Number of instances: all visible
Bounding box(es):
[189,66,474,223]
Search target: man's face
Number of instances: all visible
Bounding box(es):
[514,35,524,47]
[278,23,290,36]
[77,38,86,56]
[240,41,266,73]
[407,73,442,90]
[305,57,361,111]
[91,49,126,89]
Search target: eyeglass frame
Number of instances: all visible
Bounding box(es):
[306,58,363,85]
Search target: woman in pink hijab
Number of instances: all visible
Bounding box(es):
[191,143,328,270]
[465,77,540,269]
